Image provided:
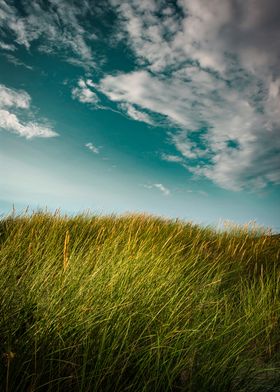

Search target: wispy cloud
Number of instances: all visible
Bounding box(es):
[120,102,153,124]
[98,70,198,128]
[161,154,184,163]
[85,142,100,154]
[0,84,58,139]
[144,183,171,196]
[154,183,170,196]
[0,41,16,51]
[185,189,208,197]
[66,57,95,71]
[0,0,96,68]
[3,53,33,70]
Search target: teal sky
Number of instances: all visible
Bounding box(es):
[0,0,280,231]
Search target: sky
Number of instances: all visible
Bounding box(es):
[0,0,280,231]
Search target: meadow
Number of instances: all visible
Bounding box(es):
[0,210,279,391]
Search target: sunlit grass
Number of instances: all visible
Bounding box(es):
[0,210,279,391]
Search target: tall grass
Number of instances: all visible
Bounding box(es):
[0,210,279,391]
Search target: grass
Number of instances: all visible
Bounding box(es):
[0,210,279,391]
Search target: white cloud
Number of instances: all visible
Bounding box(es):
[99,70,201,128]
[154,183,170,196]
[99,0,280,191]
[98,68,280,190]
[85,142,100,154]
[161,154,184,163]
[144,183,171,196]
[72,79,99,105]
[0,84,58,139]
[0,84,31,109]
[111,0,280,78]
[0,109,58,139]
[120,102,153,124]
[0,41,16,51]
[0,0,96,68]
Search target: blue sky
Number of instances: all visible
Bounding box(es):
[0,0,280,231]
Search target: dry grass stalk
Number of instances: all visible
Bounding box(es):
[63,230,70,272]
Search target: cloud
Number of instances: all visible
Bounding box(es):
[0,84,30,109]
[66,57,95,71]
[0,0,96,68]
[85,142,100,154]
[3,53,33,70]
[99,70,201,128]
[184,188,208,197]
[1,1,279,191]
[161,154,184,163]
[98,0,280,191]
[0,109,58,139]
[0,84,58,139]
[119,103,153,124]
[154,183,170,196]
[144,183,171,196]
[72,79,99,105]
[0,41,16,51]
[111,0,280,77]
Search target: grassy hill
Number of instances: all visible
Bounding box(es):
[0,211,279,391]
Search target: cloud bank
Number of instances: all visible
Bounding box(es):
[98,0,280,191]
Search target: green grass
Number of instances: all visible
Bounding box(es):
[0,210,279,391]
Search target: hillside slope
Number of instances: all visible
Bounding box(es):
[0,212,279,391]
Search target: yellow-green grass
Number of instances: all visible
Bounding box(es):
[0,211,279,391]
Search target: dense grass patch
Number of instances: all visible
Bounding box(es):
[0,211,279,391]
